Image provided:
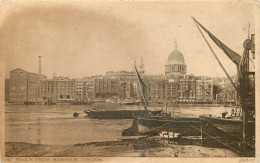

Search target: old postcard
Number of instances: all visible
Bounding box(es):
[0,0,259,162]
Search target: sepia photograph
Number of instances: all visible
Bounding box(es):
[0,0,259,162]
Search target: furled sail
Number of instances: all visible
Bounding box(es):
[192,17,238,92]
[193,18,241,67]
[135,66,147,110]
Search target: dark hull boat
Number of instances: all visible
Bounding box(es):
[84,67,163,119]
[84,109,162,119]
[119,101,141,105]
[200,116,255,141]
[122,116,201,136]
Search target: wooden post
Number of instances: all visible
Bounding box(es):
[240,48,250,155]
[242,102,248,154]
[200,124,203,145]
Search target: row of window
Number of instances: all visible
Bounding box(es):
[166,65,186,72]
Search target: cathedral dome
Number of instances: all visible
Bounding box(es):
[167,50,185,65]
[165,40,187,76]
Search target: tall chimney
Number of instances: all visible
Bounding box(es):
[38,56,42,79]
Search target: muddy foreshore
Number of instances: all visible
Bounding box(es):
[6,136,239,157]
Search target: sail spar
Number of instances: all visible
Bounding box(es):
[193,17,241,67]
[192,17,239,92]
[135,66,147,110]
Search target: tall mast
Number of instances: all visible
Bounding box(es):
[134,66,147,110]
[239,38,253,150]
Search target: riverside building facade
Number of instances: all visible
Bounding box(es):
[9,68,47,104]
[8,42,215,104]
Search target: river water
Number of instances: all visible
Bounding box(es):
[5,103,232,145]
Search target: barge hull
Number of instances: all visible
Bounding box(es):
[200,116,255,140]
[84,110,162,119]
[122,117,201,136]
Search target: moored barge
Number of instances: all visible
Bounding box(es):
[122,116,201,136]
[84,109,162,119]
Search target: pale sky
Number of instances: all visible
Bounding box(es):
[0,1,256,79]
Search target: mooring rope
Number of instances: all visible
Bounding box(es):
[137,116,253,154]
[185,122,243,154]
[245,135,255,141]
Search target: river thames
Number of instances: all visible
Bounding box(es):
[5,103,232,145]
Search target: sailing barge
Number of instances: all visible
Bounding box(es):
[191,17,255,154]
[123,67,202,136]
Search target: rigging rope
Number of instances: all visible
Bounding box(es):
[185,122,242,154]
[141,117,243,154]
[138,116,254,153]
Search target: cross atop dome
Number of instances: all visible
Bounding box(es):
[174,38,178,50]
